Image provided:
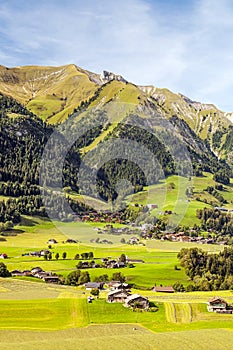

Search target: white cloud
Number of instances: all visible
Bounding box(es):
[0,0,233,110]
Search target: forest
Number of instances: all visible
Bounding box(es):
[178,247,233,290]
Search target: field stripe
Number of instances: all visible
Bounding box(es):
[164,302,176,323]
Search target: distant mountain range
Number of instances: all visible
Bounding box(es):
[0,63,232,169]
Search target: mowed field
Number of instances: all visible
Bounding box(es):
[0,212,232,349]
[0,279,233,349]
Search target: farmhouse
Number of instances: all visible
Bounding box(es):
[31,267,43,275]
[207,297,229,312]
[43,276,60,284]
[153,286,175,293]
[107,289,130,303]
[147,204,158,210]
[85,282,104,290]
[47,239,57,244]
[126,258,144,264]
[124,294,149,309]
[0,253,8,259]
[107,281,129,289]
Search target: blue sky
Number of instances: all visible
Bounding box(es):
[0,0,233,111]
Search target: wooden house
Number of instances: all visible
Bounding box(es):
[124,294,149,309]
[107,289,130,303]
[153,286,175,293]
[207,297,228,312]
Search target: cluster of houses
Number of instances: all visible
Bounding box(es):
[22,249,51,257]
[106,281,150,309]
[79,210,126,224]
[47,238,78,244]
[11,267,61,283]
[161,232,217,245]
[207,297,233,314]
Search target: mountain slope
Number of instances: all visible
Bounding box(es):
[0,64,232,164]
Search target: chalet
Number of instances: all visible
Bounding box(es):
[124,294,149,310]
[207,297,229,312]
[40,249,50,256]
[66,239,77,243]
[43,275,60,284]
[153,286,175,293]
[31,267,43,275]
[84,282,104,290]
[128,237,139,245]
[11,270,25,276]
[22,270,32,276]
[147,204,158,210]
[126,258,144,264]
[107,289,130,303]
[34,271,49,279]
[110,282,129,290]
[47,239,57,244]
[30,251,41,257]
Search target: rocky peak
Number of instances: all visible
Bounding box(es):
[179,93,217,112]
[100,70,127,84]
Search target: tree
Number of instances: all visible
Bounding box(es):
[78,271,90,285]
[62,252,67,259]
[0,262,11,277]
[173,282,185,292]
[81,252,88,259]
[120,238,126,244]
[91,288,99,297]
[94,274,109,282]
[48,252,52,260]
[119,253,126,263]
[76,261,83,269]
[55,253,59,260]
[88,252,94,259]
[66,270,81,286]
[44,254,48,261]
[74,253,80,260]
[112,272,125,282]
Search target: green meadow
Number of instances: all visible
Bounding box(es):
[0,278,232,349]
[0,171,232,349]
[0,215,225,289]
[127,173,233,226]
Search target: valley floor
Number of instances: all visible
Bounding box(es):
[0,278,232,350]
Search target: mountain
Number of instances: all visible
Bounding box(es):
[0,64,232,156]
[0,63,232,172]
[0,64,232,231]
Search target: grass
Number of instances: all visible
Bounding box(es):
[0,278,232,349]
[0,214,226,289]
[0,327,232,350]
[127,173,233,226]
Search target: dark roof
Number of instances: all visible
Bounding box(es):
[85,282,104,288]
[208,297,227,304]
[125,294,148,302]
[153,286,175,293]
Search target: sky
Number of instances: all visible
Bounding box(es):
[0,0,233,111]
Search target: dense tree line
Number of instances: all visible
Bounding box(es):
[196,208,233,236]
[178,247,233,290]
[204,186,227,204]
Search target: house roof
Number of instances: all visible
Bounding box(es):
[108,289,129,297]
[208,297,227,304]
[153,286,175,293]
[125,294,148,302]
[85,282,104,288]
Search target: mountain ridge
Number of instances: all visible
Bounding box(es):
[0,63,232,166]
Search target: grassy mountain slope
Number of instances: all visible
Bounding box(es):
[0,63,232,164]
[0,64,99,123]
